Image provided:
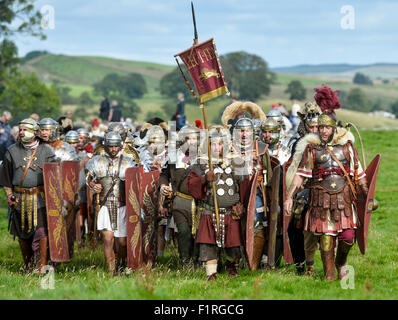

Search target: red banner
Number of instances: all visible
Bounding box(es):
[176,38,229,103]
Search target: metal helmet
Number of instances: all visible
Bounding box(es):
[104,131,123,147]
[107,122,127,141]
[124,132,135,145]
[121,122,135,134]
[261,117,281,145]
[261,117,281,132]
[39,117,58,142]
[65,130,79,144]
[77,128,90,138]
[318,113,337,128]
[234,117,254,130]
[146,125,165,144]
[208,125,231,142]
[266,109,284,128]
[19,118,39,143]
[178,125,200,143]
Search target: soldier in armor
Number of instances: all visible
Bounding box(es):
[159,125,201,267]
[261,117,291,165]
[86,132,138,274]
[222,101,274,270]
[140,125,168,171]
[66,130,92,246]
[285,85,369,280]
[77,128,94,155]
[39,118,78,161]
[186,125,251,281]
[285,101,321,275]
[2,119,56,273]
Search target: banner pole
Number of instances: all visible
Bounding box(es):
[201,102,221,242]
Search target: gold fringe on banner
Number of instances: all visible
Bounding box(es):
[200,86,228,104]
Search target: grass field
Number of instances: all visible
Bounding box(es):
[0,130,397,300]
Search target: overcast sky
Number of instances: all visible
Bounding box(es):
[11,0,398,67]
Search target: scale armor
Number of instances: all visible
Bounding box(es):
[86,154,137,230]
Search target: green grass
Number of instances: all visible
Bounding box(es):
[0,130,397,300]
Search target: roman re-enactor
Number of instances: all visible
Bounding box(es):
[221,101,273,270]
[65,130,91,246]
[38,118,78,161]
[285,85,369,280]
[86,132,138,274]
[159,125,201,267]
[1,119,56,273]
[285,101,321,275]
[187,125,250,281]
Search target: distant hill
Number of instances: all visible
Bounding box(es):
[19,53,175,92]
[271,63,398,80]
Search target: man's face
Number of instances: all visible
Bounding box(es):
[108,146,120,158]
[40,128,52,142]
[211,140,224,157]
[182,135,198,155]
[148,141,165,155]
[307,123,319,134]
[319,125,333,143]
[69,142,78,148]
[238,129,253,145]
[78,135,86,147]
[19,126,28,140]
[19,126,36,142]
[262,130,273,144]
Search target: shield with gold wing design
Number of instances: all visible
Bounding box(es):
[126,166,160,269]
[141,168,160,267]
[356,154,381,255]
[126,166,143,269]
[43,162,70,263]
[61,161,80,258]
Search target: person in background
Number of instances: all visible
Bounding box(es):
[175,93,186,131]
[290,100,301,133]
[99,96,110,123]
[0,111,13,161]
[108,100,122,123]
[29,113,40,123]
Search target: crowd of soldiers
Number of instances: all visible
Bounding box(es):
[1,85,372,282]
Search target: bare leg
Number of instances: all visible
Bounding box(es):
[101,230,115,274]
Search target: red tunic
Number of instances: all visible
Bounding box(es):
[187,169,251,248]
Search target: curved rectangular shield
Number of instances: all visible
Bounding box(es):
[141,169,160,267]
[126,166,160,269]
[43,162,70,263]
[126,166,144,270]
[245,171,258,270]
[282,163,293,264]
[356,154,381,255]
[61,161,80,258]
[268,163,281,267]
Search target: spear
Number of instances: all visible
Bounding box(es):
[190,1,221,243]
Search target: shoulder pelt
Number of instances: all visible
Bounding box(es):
[285,127,355,190]
[221,101,266,128]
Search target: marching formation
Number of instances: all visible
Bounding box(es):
[0,85,378,282]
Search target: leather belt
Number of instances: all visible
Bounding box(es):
[202,203,232,214]
[175,191,194,201]
[14,186,44,195]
